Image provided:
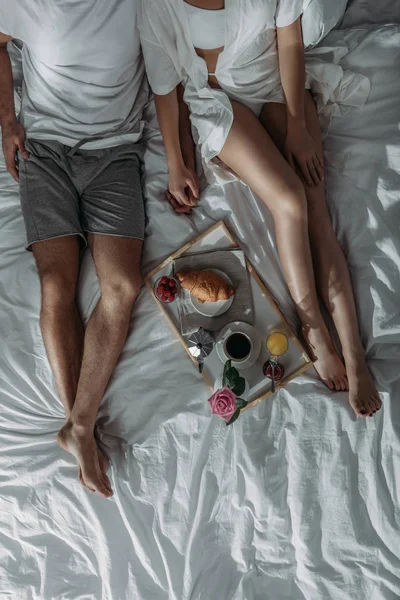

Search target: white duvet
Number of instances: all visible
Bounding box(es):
[0,2,400,599]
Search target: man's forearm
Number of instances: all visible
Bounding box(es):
[0,45,17,127]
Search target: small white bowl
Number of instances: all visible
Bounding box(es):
[154,276,180,304]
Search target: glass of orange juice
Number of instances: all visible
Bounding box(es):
[266,329,288,358]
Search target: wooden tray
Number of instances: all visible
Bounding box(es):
[145,221,312,411]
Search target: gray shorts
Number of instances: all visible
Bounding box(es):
[19,140,145,250]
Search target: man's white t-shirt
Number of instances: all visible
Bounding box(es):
[0,0,147,149]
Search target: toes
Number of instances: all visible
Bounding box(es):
[370,394,382,415]
[371,394,381,413]
[339,378,347,392]
[96,480,112,498]
[373,394,382,411]
[324,379,335,391]
[368,400,378,416]
[102,473,113,496]
[333,379,342,392]
[365,397,375,417]
[84,471,112,498]
[353,400,371,418]
[370,401,378,414]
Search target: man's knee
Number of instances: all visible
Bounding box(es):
[33,237,80,311]
[38,267,77,310]
[100,271,142,311]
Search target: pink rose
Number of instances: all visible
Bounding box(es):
[208,387,237,422]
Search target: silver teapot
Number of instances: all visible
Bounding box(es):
[188,328,214,373]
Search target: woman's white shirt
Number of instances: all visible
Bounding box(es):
[138,0,370,179]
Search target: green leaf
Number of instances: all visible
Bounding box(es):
[226,408,241,426]
[231,377,246,397]
[222,360,232,388]
[229,366,240,380]
[235,398,248,410]
[226,367,239,388]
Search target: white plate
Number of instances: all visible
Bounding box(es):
[216,321,262,370]
[189,269,234,318]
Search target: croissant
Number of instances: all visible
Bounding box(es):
[176,270,235,303]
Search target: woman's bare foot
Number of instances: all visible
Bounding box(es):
[302,326,349,391]
[346,360,382,418]
[57,421,113,498]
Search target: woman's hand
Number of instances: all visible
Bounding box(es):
[284,123,324,187]
[167,163,200,214]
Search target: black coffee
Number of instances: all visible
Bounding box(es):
[226,333,251,360]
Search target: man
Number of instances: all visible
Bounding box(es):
[0,1,149,498]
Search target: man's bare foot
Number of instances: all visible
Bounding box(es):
[57,421,113,498]
[302,326,349,391]
[346,360,382,418]
[78,447,111,494]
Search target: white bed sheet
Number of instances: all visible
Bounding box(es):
[1,6,400,600]
[343,0,400,27]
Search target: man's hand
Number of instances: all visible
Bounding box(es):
[167,163,199,214]
[1,119,29,182]
[284,123,324,187]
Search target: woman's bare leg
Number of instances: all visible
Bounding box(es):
[218,100,347,391]
[260,92,381,417]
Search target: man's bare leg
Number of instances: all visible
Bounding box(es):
[33,236,110,490]
[57,236,143,497]
[260,92,382,417]
[33,236,82,417]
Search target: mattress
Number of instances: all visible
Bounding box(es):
[1,3,399,599]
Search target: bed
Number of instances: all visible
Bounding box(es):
[1,1,399,598]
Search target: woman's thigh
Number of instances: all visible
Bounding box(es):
[260,92,333,222]
[218,100,305,215]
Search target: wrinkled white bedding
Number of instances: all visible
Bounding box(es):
[1,2,400,599]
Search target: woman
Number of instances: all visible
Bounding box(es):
[138,0,381,417]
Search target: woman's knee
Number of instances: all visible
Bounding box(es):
[274,180,308,221]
